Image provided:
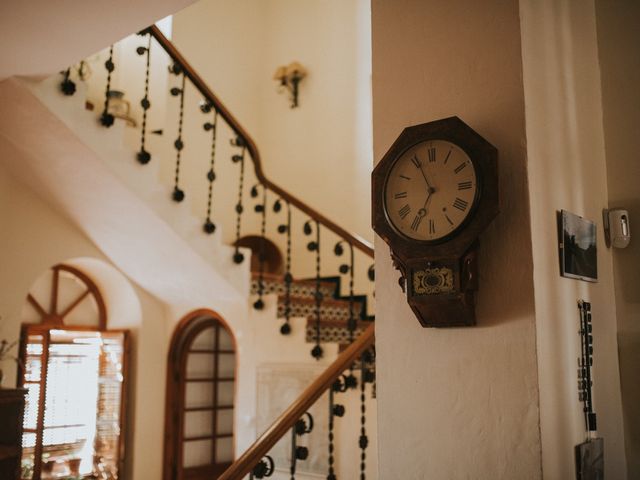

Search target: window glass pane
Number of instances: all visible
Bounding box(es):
[183,439,212,468]
[216,409,233,435]
[26,335,43,356]
[218,353,235,378]
[21,446,36,479]
[57,270,100,328]
[23,383,40,430]
[186,352,214,378]
[184,411,213,438]
[185,383,213,409]
[43,330,101,476]
[20,328,126,480]
[217,382,234,405]
[218,329,233,350]
[24,355,42,382]
[191,327,215,350]
[215,436,233,463]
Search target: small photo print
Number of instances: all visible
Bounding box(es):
[575,438,604,480]
[559,210,598,282]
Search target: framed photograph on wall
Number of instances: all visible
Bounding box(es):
[575,438,604,480]
[558,210,598,282]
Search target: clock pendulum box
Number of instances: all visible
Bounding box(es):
[372,116,499,327]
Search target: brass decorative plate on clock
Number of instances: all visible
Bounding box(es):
[372,116,499,327]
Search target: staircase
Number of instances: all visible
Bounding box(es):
[6,23,377,480]
[251,273,373,346]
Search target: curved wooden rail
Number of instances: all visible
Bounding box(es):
[147,25,374,258]
[218,323,374,480]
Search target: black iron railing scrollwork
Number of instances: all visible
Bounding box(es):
[249,456,274,480]
[303,220,323,359]
[274,197,293,335]
[252,183,268,310]
[100,45,115,127]
[232,142,246,264]
[328,375,348,480]
[290,412,314,479]
[202,104,218,233]
[170,69,187,202]
[136,32,153,164]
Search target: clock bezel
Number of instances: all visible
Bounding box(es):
[382,138,482,244]
[372,116,499,262]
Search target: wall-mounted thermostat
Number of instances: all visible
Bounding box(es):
[604,208,631,248]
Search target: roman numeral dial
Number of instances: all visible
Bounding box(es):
[384,139,478,241]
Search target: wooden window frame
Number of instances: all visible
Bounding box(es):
[18,264,129,480]
[163,309,237,480]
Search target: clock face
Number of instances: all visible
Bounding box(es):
[384,139,479,242]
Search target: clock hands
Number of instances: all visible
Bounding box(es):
[417,161,434,191]
[413,185,435,233]
[421,187,434,214]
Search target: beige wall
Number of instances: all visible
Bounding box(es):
[595,0,640,476]
[0,0,195,80]
[0,160,170,479]
[170,0,373,243]
[142,0,377,303]
[372,0,541,477]
[520,0,627,477]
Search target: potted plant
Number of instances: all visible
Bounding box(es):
[67,457,82,476]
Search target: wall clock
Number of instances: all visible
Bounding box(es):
[372,117,499,327]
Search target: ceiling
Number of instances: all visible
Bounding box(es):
[0,0,196,80]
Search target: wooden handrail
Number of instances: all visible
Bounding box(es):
[218,323,375,480]
[147,25,374,258]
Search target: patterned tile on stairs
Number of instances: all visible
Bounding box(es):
[304,317,371,345]
[250,272,338,299]
[277,296,366,323]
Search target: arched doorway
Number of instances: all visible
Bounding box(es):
[163,310,237,480]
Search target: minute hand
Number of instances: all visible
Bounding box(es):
[418,163,434,190]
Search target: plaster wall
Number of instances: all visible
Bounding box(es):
[169,0,374,243]
[519,0,627,477]
[0,162,169,479]
[371,0,541,478]
[0,0,195,80]
[594,1,640,475]
[1,70,374,477]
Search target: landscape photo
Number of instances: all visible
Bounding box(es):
[559,210,598,282]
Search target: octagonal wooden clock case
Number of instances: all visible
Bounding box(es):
[372,116,499,327]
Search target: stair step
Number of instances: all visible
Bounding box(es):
[304,318,370,345]
[277,295,366,323]
[251,272,338,300]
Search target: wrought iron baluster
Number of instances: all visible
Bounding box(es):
[290,412,313,480]
[334,241,357,343]
[202,105,218,233]
[252,183,268,310]
[249,455,275,479]
[304,220,323,359]
[232,141,247,264]
[358,350,376,479]
[328,376,347,480]
[100,46,115,127]
[170,71,187,202]
[275,198,293,334]
[60,68,76,96]
[136,33,153,164]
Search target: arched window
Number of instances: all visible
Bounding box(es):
[18,264,128,480]
[163,310,237,480]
